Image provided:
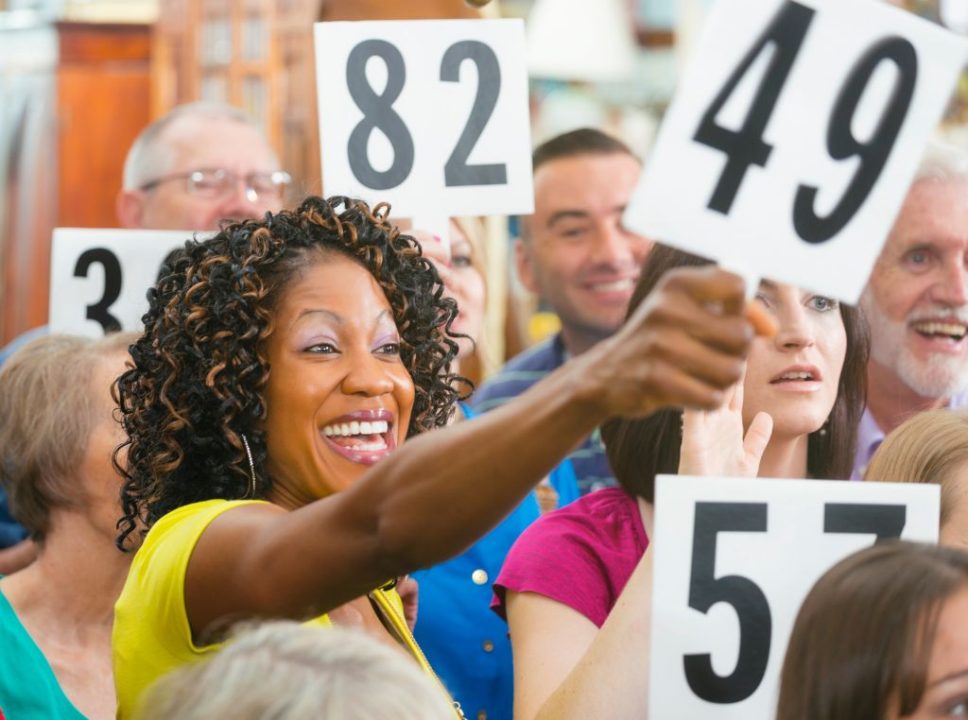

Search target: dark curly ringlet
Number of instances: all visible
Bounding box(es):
[115,196,463,549]
[601,243,869,502]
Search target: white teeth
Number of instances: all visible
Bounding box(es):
[322,419,390,437]
[779,372,813,381]
[353,439,388,451]
[914,321,967,339]
[591,279,633,292]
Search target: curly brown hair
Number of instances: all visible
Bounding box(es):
[115,196,462,548]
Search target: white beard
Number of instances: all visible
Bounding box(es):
[861,288,968,399]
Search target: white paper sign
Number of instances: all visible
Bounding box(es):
[650,475,939,719]
[49,228,199,337]
[315,19,534,218]
[623,0,968,304]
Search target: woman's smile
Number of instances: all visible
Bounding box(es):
[320,409,397,465]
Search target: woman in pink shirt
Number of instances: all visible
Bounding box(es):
[494,244,869,719]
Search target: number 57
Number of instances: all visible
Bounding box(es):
[683,501,906,704]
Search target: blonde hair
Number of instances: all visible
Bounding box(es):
[0,332,136,541]
[864,409,968,525]
[451,216,491,388]
[135,622,454,720]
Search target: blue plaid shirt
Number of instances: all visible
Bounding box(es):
[471,334,616,496]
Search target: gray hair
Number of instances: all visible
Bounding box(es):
[0,332,137,541]
[914,136,968,184]
[134,622,455,720]
[122,102,272,190]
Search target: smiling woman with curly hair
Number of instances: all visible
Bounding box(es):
[116,195,460,540]
[110,195,775,719]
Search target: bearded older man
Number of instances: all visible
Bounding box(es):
[856,141,968,478]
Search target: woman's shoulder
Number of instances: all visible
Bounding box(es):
[141,499,271,555]
[522,487,642,547]
[124,499,274,609]
[493,488,647,627]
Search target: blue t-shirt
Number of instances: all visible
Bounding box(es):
[412,405,577,720]
[471,334,616,496]
[0,491,26,550]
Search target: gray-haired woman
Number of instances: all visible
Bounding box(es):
[0,333,136,720]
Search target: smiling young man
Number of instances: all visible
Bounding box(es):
[472,129,653,496]
[855,143,968,479]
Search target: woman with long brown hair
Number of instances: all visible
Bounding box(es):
[778,541,968,720]
[495,243,869,719]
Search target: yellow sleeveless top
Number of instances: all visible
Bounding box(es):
[113,499,461,719]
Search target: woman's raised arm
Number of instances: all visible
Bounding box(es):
[186,266,760,634]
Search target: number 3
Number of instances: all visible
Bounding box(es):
[73,248,122,333]
[345,38,508,191]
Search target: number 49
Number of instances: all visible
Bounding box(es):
[695,0,917,244]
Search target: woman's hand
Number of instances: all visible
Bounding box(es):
[574,266,774,420]
[396,575,419,631]
[678,377,774,478]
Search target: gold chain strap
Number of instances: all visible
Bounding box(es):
[369,584,467,720]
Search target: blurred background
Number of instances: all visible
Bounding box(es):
[1,0,965,359]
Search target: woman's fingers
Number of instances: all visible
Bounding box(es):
[650,331,748,391]
[743,412,774,470]
[669,265,747,306]
[727,365,748,414]
[745,299,778,338]
[590,265,767,418]
[645,360,732,411]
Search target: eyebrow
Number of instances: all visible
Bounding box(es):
[546,205,628,229]
[546,209,590,228]
[295,308,343,325]
[928,668,968,688]
[293,308,394,326]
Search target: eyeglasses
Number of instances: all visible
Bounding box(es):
[139,168,292,202]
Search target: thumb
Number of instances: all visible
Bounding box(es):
[743,412,774,469]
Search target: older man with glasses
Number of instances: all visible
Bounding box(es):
[116,101,290,231]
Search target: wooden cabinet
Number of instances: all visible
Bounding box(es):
[0,20,151,345]
[57,22,152,228]
[154,0,324,199]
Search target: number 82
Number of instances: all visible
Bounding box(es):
[345,38,507,191]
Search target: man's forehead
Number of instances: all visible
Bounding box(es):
[162,115,276,170]
[889,177,968,247]
[533,153,639,211]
